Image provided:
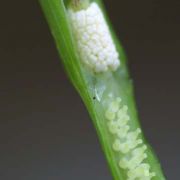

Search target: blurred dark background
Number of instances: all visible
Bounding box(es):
[0,0,179,179]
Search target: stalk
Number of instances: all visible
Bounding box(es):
[39,0,166,179]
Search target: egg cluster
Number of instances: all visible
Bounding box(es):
[105,97,156,180]
[68,2,120,73]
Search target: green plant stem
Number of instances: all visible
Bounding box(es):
[39,0,166,179]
